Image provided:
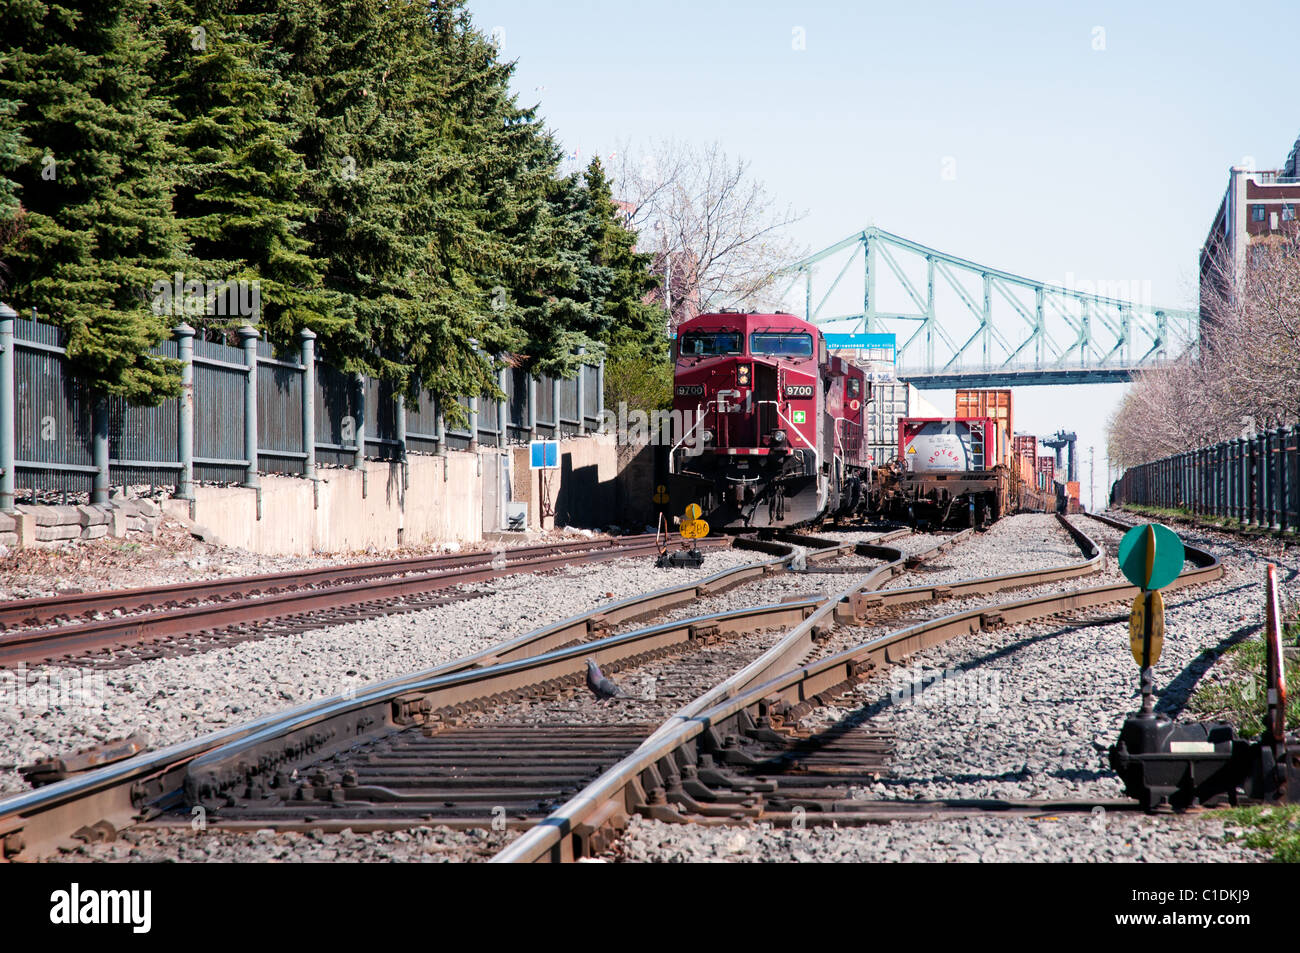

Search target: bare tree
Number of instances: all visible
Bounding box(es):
[613,139,805,324]
[1108,228,1300,467]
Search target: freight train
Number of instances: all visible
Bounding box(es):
[668,311,872,528]
[667,311,1030,530]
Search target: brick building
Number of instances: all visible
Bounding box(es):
[1199,133,1300,324]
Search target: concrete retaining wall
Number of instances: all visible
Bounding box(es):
[162,451,482,555]
[11,435,621,555]
[170,434,618,555]
[511,433,620,532]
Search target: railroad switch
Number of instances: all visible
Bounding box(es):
[656,546,704,569]
[656,509,706,567]
[1109,559,1297,812]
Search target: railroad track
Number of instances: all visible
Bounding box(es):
[0,526,930,858]
[0,534,730,669]
[494,513,1226,862]
[2,514,1203,862]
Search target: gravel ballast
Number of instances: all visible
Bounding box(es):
[0,548,763,795]
[0,517,615,602]
[52,825,517,863]
[609,814,1266,863]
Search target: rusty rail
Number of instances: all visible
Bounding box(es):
[0,529,880,859]
[0,536,731,668]
[0,534,674,630]
[0,522,1029,859]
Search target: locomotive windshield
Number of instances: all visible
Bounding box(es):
[679,331,742,357]
[750,331,813,357]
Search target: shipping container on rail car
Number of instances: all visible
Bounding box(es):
[1012,434,1037,461]
[898,417,1007,472]
[1036,455,1055,489]
[1019,454,1037,489]
[1065,481,1081,502]
[955,389,1013,444]
[868,381,942,464]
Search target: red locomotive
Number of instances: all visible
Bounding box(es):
[668,311,872,528]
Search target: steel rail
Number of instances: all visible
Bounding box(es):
[494,514,1221,862]
[0,537,730,668]
[0,533,670,631]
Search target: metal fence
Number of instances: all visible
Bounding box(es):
[1113,427,1300,533]
[0,312,604,511]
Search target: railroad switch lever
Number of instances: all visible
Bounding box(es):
[656,508,707,568]
[1109,554,1300,812]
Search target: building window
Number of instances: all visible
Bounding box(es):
[1284,204,1296,222]
[1250,205,1267,222]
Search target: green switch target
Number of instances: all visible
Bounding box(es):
[1117,523,1184,592]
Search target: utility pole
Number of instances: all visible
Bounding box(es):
[1089,446,1095,512]
[658,223,672,324]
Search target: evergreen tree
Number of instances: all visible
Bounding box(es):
[0,98,21,221]
[0,98,25,279]
[581,158,667,363]
[0,0,183,403]
[578,157,671,411]
[426,0,605,384]
[152,0,333,342]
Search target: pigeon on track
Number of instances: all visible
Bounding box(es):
[585,659,624,699]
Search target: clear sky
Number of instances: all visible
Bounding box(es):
[467,0,1300,504]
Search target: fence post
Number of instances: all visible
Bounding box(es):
[1277,425,1288,534]
[0,302,15,513]
[1291,425,1300,534]
[468,396,479,452]
[527,375,537,440]
[497,361,508,447]
[597,353,605,432]
[299,330,316,482]
[1257,431,1267,527]
[1216,443,1223,518]
[239,326,259,490]
[397,393,408,490]
[551,376,561,436]
[1238,437,1247,524]
[175,323,195,501]
[91,398,109,504]
[435,400,446,456]
[353,373,366,470]
[576,347,587,435]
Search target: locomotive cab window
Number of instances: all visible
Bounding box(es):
[679,331,743,357]
[749,332,813,357]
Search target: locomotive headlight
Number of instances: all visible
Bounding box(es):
[736,363,751,386]
[701,429,714,443]
[772,429,787,444]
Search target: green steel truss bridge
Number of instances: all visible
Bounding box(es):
[777,227,1199,389]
